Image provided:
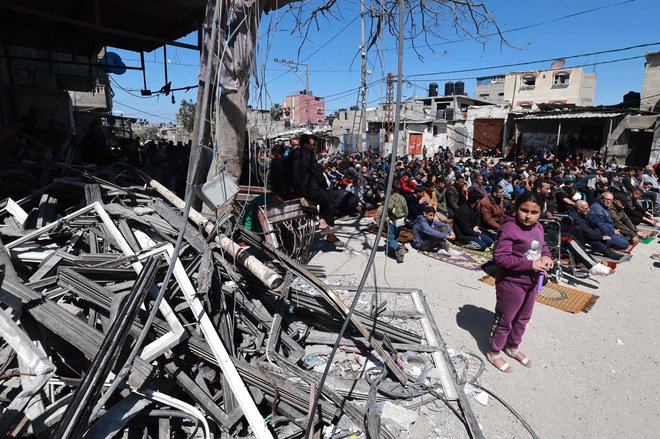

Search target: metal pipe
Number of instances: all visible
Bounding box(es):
[146,176,283,290]
[556,121,562,148]
[605,118,613,161]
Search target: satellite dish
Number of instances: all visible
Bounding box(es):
[550,58,566,70]
[99,52,127,75]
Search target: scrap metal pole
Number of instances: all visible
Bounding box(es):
[556,121,562,148]
[604,117,613,162]
[305,64,310,128]
[146,177,284,290]
[360,0,367,152]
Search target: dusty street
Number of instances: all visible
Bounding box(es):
[309,217,660,439]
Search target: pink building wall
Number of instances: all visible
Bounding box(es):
[283,93,326,127]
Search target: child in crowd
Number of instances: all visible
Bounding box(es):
[488,192,554,373]
[411,206,462,256]
[387,180,409,263]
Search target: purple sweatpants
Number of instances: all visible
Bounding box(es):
[489,279,537,353]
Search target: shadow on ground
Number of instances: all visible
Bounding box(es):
[456,304,495,355]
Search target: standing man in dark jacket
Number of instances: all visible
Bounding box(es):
[287,134,340,244]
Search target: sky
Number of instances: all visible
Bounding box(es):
[107,0,660,124]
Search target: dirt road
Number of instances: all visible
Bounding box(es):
[310,217,660,439]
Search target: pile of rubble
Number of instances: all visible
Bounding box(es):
[0,165,476,438]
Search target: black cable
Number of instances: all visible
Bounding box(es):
[112,99,177,122]
[383,0,639,54]
[407,41,660,78]
[455,352,540,439]
[302,2,407,437]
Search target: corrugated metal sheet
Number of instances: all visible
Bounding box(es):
[516,112,624,120]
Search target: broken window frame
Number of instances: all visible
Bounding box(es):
[553,71,570,85]
[521,74,537,87]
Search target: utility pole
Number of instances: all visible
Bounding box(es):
[273,58,311,128]
[360,0,367,152]
[384,73,394,143]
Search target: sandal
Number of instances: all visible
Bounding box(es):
[504,348,532,368]
[487,352,513,373]
[325,235,346,247]
[319,226,338,236]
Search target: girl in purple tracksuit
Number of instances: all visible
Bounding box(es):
[488,192,554,373]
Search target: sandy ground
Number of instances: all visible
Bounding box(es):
[308,216,660,439]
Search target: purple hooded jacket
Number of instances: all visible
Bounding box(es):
[494,216,551,286]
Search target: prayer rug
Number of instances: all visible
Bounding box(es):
[615,241,639,254]
[421,250,491,271]
[449,242,494,260]
[638,224,660,232]
[637,229,658,244]
[362,223,414,244]
[480,276,599,314]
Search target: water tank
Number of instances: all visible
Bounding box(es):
[454,81,465,96]
[623,91,640,107]
[429,83,438,97]
[444,81,454,96]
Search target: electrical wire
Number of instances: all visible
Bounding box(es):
[267,15,361,85]
[303,2,407,437]
[112,99,177,122]
[381,0,639,53]
[407,41,660,78]
[454,352,540,439]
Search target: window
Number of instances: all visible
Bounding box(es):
[498,92,504,96]
[522,74,536,86]
[344,112,348,120]
[479,93,490,97]
[316,108,322,114]
[553,72,570,85]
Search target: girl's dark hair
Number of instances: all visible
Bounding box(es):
[513,191,545,211]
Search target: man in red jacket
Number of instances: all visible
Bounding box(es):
[478,185,505,240]
[400,172,417,194]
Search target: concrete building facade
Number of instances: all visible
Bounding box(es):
[247,108,287,140]
[0,46,111,135]
[503,67,595,111]
[282,91,325,127]
[475,75,506,104]
[641,51,660,112]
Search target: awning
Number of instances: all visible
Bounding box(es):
[515,112,624,120]
[627,115,657,130]
[0,0,207,54]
